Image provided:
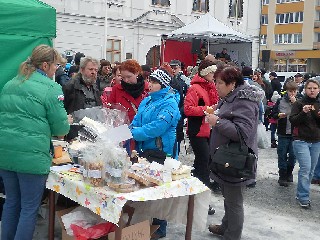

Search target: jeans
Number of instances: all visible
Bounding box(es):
[277,136,295,170]
[152,218,167,237]
[270,123,277,142]
[292,140,320,202]
[312,155,320,180]
[0,170,47,240]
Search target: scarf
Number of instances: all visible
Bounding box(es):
[121,75,145,99]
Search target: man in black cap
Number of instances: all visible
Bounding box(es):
[269,72,282,95]
[169,59,189,156]
[294,73,306,94]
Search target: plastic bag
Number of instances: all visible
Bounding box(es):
[61,206,116,239]
[257,123,270,149]
[71,222,115,240]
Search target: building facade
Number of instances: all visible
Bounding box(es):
[42,0,260,68]
[260,0,320,75]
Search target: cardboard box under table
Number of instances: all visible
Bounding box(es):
[56,207,159,240]
[46,170,210,240]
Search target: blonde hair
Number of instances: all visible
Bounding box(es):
[18,44,62,80]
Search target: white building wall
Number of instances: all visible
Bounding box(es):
[42,0,260,67]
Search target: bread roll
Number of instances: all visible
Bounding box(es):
[206,106,214,114]
[54,146,63,158]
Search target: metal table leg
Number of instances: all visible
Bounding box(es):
[185,195,195,240]
[48,190,55,240]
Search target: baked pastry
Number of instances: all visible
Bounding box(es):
[54,146,63,158]
[206,106,214,114]
[172,173,191,181]
[127,170,153,187]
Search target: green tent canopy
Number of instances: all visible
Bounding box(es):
[0,0,56,90]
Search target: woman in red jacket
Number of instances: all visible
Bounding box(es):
[107,60,148,153]
[107,60,149,122]
[184,60,219,187]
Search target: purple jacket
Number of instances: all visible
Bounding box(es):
[210,84,265,186]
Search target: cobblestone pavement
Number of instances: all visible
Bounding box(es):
[2,135,320,239]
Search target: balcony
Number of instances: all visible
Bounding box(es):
[313,42,320,49]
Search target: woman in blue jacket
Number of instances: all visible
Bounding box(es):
[131,69,181,159]
[130,69,180,239]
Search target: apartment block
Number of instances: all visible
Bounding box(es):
[260,0,320,75]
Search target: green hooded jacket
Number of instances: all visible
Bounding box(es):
[0,71,70,174]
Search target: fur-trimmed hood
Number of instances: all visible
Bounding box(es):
[237,84,265,103]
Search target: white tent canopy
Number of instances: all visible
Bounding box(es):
[169,13,252,43]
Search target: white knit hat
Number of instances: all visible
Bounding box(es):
[149,69,171,88]
[271,91,281,103]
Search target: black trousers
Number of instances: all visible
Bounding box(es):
[189,136,210,187]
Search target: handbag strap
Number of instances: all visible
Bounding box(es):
[234,124,248,152]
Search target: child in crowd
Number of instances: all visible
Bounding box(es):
[272,81,300,186]
[268,91,281,148]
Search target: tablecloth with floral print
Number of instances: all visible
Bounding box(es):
[46,170,209,225]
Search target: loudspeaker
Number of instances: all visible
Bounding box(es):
[261,50,271,62]
[191,39,201,54]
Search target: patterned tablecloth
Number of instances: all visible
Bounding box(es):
[46,170,209,225]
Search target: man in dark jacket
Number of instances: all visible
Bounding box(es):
[63,56,102,114]
[170,59,189,155]
[63,56,102,140]
[269,72,282,95]
[215,48,231,62]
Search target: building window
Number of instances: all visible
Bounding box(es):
[276,12,303,24]
[229,0,243,19]
[106,39,121,63]
[274,59,307,72]
[262,0,269,5]
[274,33,302,44]
[261,15,268,24]
[260,35,267,45]
[276,0,302,3]
[192,0,209,12]
[152,0,170,6]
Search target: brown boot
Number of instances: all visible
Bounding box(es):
[208,224,224,236]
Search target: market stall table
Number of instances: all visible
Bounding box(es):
[46,169,210,240]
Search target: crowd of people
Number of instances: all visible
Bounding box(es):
[1,44,320,240]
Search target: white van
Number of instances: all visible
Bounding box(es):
[275,72,305,84]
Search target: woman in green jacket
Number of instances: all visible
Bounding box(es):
[0,45,70,240]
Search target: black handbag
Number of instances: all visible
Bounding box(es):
[140,149,167,164]
[210,126,257,179]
